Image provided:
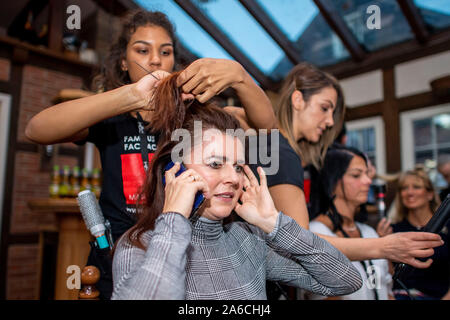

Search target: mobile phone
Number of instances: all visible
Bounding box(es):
[162,161,205,217]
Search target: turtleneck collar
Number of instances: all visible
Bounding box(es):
[190,215,223,243]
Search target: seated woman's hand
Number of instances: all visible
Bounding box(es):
[162,162,209,219]
[234,166,279,233]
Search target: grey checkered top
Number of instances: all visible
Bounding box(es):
[111,212,362,300]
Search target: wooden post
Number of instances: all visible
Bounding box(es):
[48,0,64,52]
[382,68,401,173]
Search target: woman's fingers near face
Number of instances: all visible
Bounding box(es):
[243,165,259,187]
[257,167,267,187]
[243,175,251,190]
[165,162,180,184]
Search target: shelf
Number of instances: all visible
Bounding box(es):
[28,198,80,213]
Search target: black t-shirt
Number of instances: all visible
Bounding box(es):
[440,186,450,202]
[392,219,450,298]
[248,133,304,190]
[78,114,159,240]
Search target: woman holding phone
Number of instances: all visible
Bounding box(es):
[111,71,362,299]
[25,9,276,299]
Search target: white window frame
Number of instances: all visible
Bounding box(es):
[400,103,450,171]
[0,93,12,233]
[346,116,386,175]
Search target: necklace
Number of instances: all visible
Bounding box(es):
[342,224,357,231]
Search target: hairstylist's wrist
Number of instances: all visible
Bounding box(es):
[229,61,246,90]
[126,82,148,112]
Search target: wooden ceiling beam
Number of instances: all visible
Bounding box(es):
[91,0,136,17]
[238,0,302,65]
[397,0,430,44]
[173,0,275,90]
[323,29,450,79]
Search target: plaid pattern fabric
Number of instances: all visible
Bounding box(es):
[112,212,362,300]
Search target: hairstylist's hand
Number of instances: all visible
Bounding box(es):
[162,162,209,219]
[131,70,194,119]
[132,70,170,107]
[381,231,443,268]
[176,58,245,103]
[234,166,279,234]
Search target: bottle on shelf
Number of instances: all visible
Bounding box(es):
[80,168,92,192]
[91,168,101,198]
[59,165,71,198]
[49,165,60,198]
[71,166,81,198]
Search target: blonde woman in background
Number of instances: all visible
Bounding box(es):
[389,167,449,300]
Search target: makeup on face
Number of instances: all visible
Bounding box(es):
[124,25,175,82]
[184,131,246,220]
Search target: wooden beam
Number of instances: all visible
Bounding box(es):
[398,91,450,112]
[0,35,97,89]
[324,29,450,79]
[173,0,275,90]
[313,0,366,62]
[48,0,64,52]
[238,0,302,65]
[0,81,12,93]
[0,62,24,299]
[382,68,401,173]
[91,0,135,17]
[344,102,383,121]
[397,0,429,44]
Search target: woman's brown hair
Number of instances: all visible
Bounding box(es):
[276,62,345,169]
[92,9,177,92]
[126,71,241,249]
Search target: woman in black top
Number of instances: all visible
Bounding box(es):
[390,167,449,300]
[229,62,444,271]
[25,9,276,299]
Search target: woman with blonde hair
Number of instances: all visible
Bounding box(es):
[389,167,449,300]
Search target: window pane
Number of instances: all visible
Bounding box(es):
[415,149,433,164]
[413,118,432,147]
[256,0,350,67]
[334,0,414,51]
[414,0,450,31]
[191,0,291,80]
[434,113,450,144]
[135,0,233,61]
[347,127,375,156]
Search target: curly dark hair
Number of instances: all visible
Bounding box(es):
[92,9,177,91]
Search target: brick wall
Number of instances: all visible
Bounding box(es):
[17,65,83,145]
[0,58,10,81]
[10,153,78,234]
[7,245,40,300]
[6,63,84,299]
